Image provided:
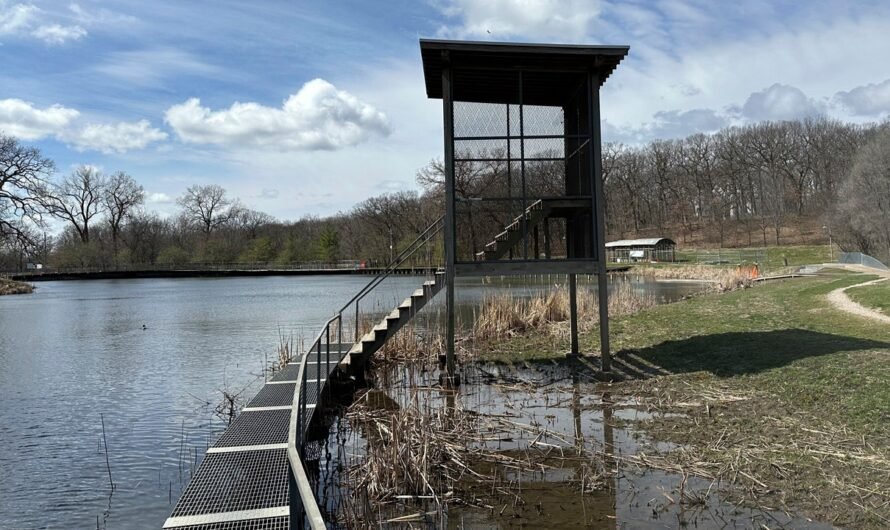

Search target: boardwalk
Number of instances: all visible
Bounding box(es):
[163,344,352,529]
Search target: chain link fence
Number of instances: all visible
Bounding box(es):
[838,252,890,271]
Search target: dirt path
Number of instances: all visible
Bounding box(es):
[827,275,890,324]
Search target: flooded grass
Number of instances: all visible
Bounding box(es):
[466,270,890,527]
[316,362,832,529]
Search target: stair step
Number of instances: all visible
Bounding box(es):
[411,289,425,298]
[387,309,401,320]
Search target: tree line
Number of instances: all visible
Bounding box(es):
[1,115,889,270]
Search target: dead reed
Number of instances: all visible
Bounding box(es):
[634,264,755,291]
[375,322,445,363]
[340,382,618,526]
[473,281,657,340]
[276,328,294,369]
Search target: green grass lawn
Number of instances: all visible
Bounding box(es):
[847,279,890,315]
[673,243,836,271]
[763,243,836,269]
[480,270,889,434]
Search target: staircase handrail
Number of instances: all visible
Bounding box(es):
[286,312,334,529]
[337,215,444,315]
[287,214,445,528]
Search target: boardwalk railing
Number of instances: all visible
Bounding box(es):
[287,215,445,529]
[4,260,366,276]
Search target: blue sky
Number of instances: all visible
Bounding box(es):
[3,0,890,220]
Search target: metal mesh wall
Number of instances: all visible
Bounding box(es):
[450,69,597,264]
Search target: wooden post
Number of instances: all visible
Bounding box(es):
[589,71,611,372]
[533,225,540,259]
[569,272,579,356]
[442,54,457,384]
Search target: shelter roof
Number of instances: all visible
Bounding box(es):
[605,238,676,248]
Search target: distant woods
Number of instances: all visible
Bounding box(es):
[1,116,890,270]
[601,118,889,261]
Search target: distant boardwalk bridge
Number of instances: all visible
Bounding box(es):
[5,262,436,282]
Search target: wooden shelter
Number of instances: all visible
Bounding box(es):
[420,39,629,377]
[606,237,677,262]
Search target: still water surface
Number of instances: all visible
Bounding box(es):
[0,275,702,529]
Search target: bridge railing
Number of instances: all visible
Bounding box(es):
[286,215,444,528]
[3,260,368,276]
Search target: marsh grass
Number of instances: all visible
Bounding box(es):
[0,278,34,295]
[473,281,657,341]
[633,263,756,291]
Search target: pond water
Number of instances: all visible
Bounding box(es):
[0,274,703,529]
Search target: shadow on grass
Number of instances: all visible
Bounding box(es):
[616,329,890,378]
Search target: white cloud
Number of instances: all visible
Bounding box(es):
[835,79,890,117]
[738,83,826,122]
[65,120,167,153]
[68,3,137,26]
[147,192,173,204]
[0,2,88,44]
[596,3,890,137]
[0,97,165,153]
[165,78,391,150]
[644,108,728,140]
[94,48,220,86]
[31,23,86,44]
[436,0,602,41]
[0,98,79,140]
[0,2,37,34]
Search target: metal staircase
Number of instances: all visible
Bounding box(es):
[475,199,549,261]
[345,269,445,367]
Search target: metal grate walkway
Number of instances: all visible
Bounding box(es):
[163,346,351,529]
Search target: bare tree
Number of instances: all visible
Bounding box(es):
[104,171,144,253]
[0,134,55,248]
[177,184,240,235]
[46,166,107,244]
[233,208,275,239]
[837,127,890,262]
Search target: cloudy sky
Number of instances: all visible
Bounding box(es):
[3,0,890,220]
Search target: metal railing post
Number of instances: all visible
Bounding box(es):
[325,326,330,383]
[288,464,302,530]
[299,365,307,457]
[315,339,321,391]
[354,302,360,343]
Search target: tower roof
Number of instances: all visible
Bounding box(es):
[420,39,629,105]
